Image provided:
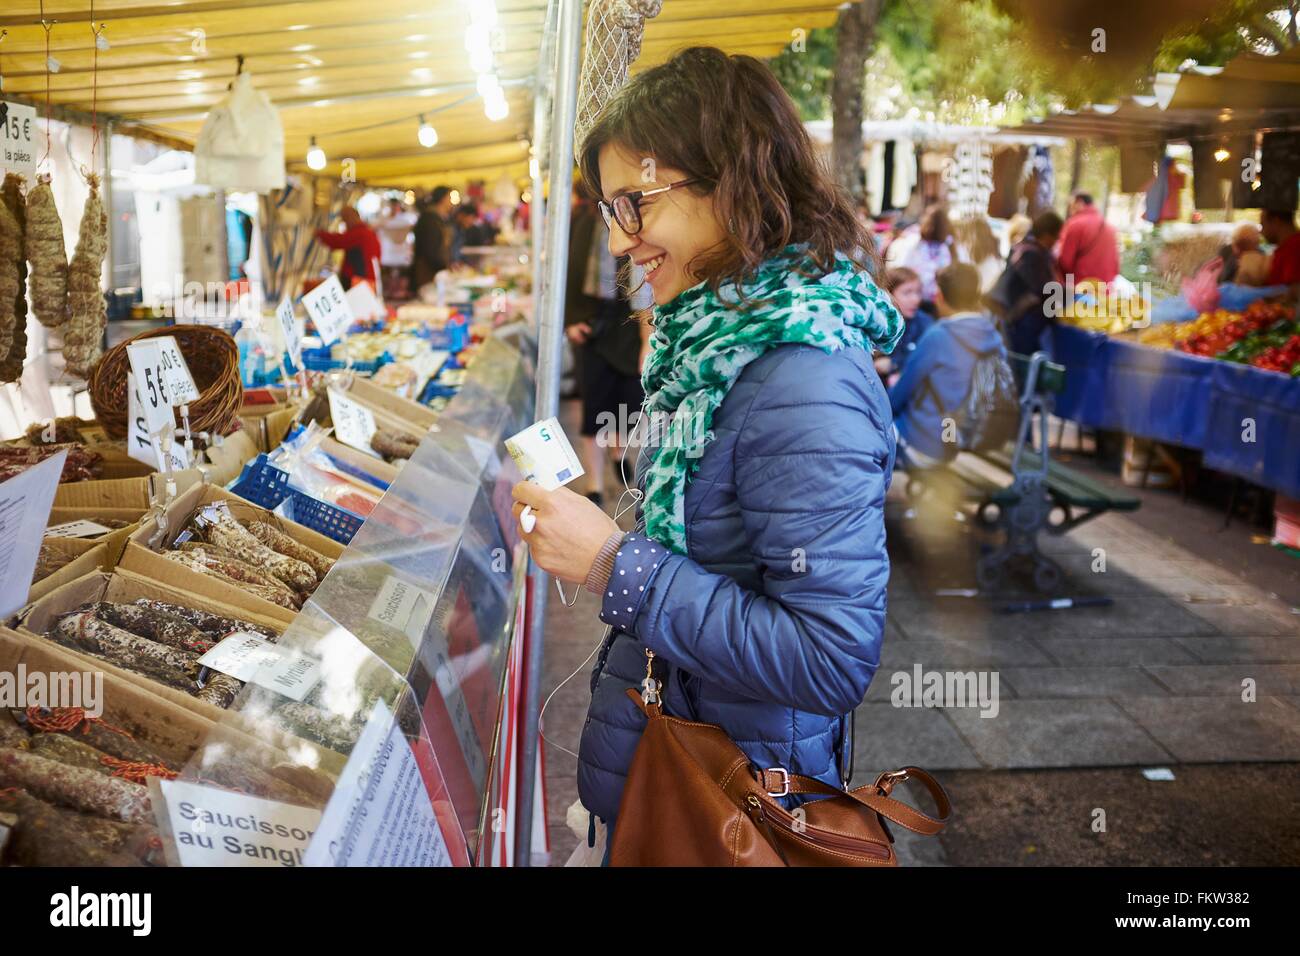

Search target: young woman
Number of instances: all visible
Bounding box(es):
[877,266,935,379]
[954,216,1004,293]
[511,46,903,855]
[903,204,955,305]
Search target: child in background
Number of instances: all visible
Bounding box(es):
[875,266,935,382]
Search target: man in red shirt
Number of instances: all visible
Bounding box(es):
[1262,208,1300,297]
[1056,191,1119,283]
[315,206,382,289]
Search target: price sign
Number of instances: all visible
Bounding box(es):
[327,388,379,456]
[125,358,173,441]
[302,275,354,345]
[153,335,200,404]
[276,296,303,365]
[127,372,190,472]
[126,336,198,436]
[344,281,384,322]
[0,101,37,178]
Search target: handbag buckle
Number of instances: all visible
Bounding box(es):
[874,769,909,794]
[764,767,790,797]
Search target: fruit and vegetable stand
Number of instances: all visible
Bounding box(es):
[1053,309,1300,500]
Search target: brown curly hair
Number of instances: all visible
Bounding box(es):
[578,46,879,306]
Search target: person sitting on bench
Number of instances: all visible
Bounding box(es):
[889,262,1007,470]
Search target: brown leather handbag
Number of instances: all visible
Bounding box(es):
[609,655,952,867]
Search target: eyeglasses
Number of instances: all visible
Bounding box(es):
[599,177,703,236]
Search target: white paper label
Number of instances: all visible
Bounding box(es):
[0,101,37,179]
[344,281,384,321]
[303,700,452,867]
[327,388,379,456]
[153,778,322,868]
[366,576,435,650]
[302,275,354,345]
[198,632,322,702]
[127,372,188,472]
[0,451,67,617]
[504,416,584,490]
[45,519,113,539]
[154,334,201,405]
[276,296,303,365]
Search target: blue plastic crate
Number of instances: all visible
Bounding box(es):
[419,323,470,352]
[228,455,364,544]
[300,347,391,374]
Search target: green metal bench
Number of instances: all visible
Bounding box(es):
[904,350,1140,591]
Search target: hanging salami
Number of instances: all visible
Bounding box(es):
[0,174,28,384]
[24,176,69,330]
[63,174,109,378]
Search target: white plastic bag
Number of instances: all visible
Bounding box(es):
[562,799,607,867]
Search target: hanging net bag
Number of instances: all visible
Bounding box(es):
[574,0,663,147]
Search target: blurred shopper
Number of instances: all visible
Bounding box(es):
[991,211,1064,360]
[452,202,497,262]
[876,266,935,378]
[889,263,1007,469]
[512,46,903,858]
[904,204,955,305]
[411,186,454,293]
[376,197,416,299]
[1217,222,1262,283]
[1056,191,1118,283]
[1262,208,1300,296]
[954,216,1003,293]
[1005,213,1032,252]
[315,205,381,289]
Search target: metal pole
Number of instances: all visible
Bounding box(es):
[515,0,582,866]
[529,0,557,314]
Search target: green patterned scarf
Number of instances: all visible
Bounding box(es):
[640,244,904,554]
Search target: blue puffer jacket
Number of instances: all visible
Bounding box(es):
[577,341,895,828]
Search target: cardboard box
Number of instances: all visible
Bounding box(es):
[193,428,260,487]
[0,626,339,821]
[54,471,203,511]
[45,505,147,566]
[0,625,212,767]
[120,483,344,625]
[338,375,438,432]
[27,539,109,606]
[86,443,158,480]
[16,568,287,721]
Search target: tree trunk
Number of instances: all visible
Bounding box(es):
[831,0,885,199]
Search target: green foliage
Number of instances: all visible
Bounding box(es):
[767,27,837,121]
[1154,0,1297,70]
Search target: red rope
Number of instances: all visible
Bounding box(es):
[23,706,134,739]
[100,756,178,784]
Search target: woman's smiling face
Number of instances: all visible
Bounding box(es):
[597,143,727,305]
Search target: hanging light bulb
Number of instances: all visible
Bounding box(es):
[306,136,327,170]
[418,115,438,148]
[484,88,509,122]
[476,72,501,98]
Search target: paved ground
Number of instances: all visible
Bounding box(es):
[539,403,1300,865]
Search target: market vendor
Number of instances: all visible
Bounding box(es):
[314,206,381,290]
[512,46,902,861]
[1056,191,1118,284]
[1262,208,1300,297]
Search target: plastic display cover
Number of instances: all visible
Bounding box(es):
[157,336,534,867]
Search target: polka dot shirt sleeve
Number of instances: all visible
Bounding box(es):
[597,532,670,630]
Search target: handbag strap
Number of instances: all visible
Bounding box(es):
[755,766,951,836]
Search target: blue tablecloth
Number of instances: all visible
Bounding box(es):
[1052,325,1300,499]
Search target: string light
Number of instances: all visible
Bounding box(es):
[306,136,326,170]
[418,114,438,148]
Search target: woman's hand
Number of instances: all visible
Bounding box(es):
[512,482,620,584]
[566,322,593,345]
